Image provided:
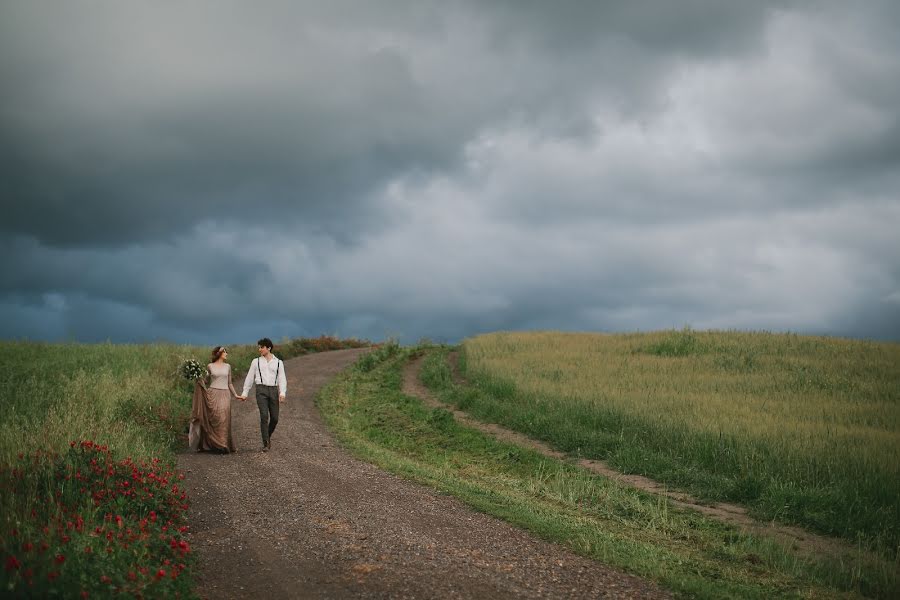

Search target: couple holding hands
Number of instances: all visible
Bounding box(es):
[189,337,289,454]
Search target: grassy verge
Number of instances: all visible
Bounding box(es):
[318,346,898,599]
[0,336,370,597]
[459,330,900,556]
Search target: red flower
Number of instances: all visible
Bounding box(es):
[5,556,20,571]
[99,575,112,584]
[22,542,33,552]
[54,553,66,564]
[155,568,166,579]
[81,591,89,599]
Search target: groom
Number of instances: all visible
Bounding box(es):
[240,338,287,452]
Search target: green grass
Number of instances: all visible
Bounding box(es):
[459,330,900,556]
[318,347,899,599]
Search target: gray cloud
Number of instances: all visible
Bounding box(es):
[1,0,898,344]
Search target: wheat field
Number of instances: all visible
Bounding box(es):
[462,329,900,553]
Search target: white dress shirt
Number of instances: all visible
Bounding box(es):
[242,356,287,397]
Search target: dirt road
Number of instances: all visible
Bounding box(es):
[178,349,669,599]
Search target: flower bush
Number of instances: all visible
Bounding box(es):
[284,335,370,357]
[1,441,194,598]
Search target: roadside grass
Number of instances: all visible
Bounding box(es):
[318,347,898,599]
[0,336,370,597]
[460,330,900,557]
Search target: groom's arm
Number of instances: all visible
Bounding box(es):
[277,360,287,400]
[241,359,256,398]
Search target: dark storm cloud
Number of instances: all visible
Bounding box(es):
[1,0,899,344]
[468,0,790,55]
[0,0,798,247]
[0,2,471,246]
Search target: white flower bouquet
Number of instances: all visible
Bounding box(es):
[179,359,208,382]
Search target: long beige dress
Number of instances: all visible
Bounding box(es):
[189,362,238,453]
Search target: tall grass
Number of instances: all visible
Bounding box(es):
[461,330,900,555]
[0,342,201,464]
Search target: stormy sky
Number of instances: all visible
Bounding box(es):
[1,1,899,345]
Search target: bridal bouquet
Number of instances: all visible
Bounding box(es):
[179,358,208,382]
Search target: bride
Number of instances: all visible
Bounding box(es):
[189,346,243,453]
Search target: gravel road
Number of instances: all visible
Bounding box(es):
[178,348,670,599]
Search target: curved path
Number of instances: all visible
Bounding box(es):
[178,349,669,599]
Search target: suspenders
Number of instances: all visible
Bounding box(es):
[256,357,281,387]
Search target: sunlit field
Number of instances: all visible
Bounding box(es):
[461,330,900,554]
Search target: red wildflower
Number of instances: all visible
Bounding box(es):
[155,568,166,579]
[99,575,112,584]
[22,542,33,552]
[5,556,20,571]
[54,553,65,564]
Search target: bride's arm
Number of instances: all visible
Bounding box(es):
[201,364,212,390]
[228,364,240,398]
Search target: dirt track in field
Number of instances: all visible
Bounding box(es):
[178,348,670,599]
[401,352,862,564]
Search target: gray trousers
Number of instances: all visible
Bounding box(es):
[256,385,280,444]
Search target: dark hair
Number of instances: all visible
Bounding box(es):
[257,338,274,350]
[210,346,227,362]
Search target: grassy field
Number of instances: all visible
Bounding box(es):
[0,336,368,597]
[459,330,900,556]
[318,345,898,598]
